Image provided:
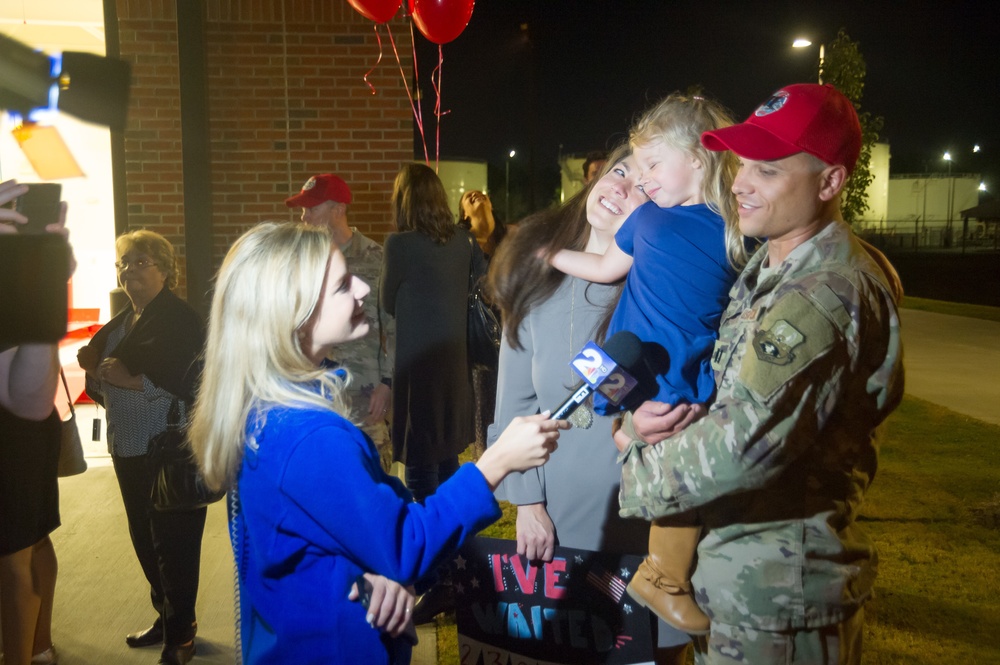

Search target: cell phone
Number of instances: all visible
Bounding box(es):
[15,183,62,235]
[356,574,374,609]
[0,234,69,345]
[354,574,419,646]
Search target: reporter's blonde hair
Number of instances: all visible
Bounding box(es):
[630,92,748,270]
[190,222,350,491]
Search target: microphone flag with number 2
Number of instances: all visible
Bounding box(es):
[550,331,641,420]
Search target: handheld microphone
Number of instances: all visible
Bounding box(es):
[550,331,642,420]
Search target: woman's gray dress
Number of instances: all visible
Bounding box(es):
[487,275,688,648]
[488,276,647,551]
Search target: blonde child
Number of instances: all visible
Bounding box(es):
[547,92,750,635]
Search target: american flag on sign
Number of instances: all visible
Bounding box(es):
[586,565,628,603]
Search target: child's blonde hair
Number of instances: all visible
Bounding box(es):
[189,221,351,491]
[630,92,748,269]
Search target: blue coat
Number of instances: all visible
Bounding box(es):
[233,406,501,664]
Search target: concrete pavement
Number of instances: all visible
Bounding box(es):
[899,309,1000,425]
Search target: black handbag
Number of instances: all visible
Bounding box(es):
[148,399,225,511]
[57,368,88,477]
[466,238,501,368]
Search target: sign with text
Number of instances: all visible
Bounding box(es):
[569,342,637,406]
[454,537,655,665]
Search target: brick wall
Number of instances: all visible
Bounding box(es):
[115,0,415,298]
[117,2,186,290]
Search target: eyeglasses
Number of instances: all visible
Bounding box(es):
[115,258,157,271]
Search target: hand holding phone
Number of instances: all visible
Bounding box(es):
[0,180,75,345]
[15,183,63,235]
[0,235,70,345]
[353,574,419,645]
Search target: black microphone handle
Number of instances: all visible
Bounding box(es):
[550,383,594,420]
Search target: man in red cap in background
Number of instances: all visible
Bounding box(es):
[616,84,904,663]
[286,174,394,469]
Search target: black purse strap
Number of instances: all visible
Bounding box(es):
[467,235,477,290]
[467,235,489,292]
[59,368,76,418]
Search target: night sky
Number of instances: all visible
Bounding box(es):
[404,0,1000,211]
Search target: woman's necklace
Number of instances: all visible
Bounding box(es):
[123,307,142,335]
[566,278,593,430]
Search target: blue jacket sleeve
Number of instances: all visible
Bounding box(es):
[279,422,501,584]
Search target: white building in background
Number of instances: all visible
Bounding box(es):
[884,174,981,247]
[792,139,986,248]
[857,142,890,229]
[437,159,488,220]
[559,154,588,203]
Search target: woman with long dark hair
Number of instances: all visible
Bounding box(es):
[381,163,482,502]
[486,146,692,663]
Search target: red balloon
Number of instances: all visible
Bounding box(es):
[346,0,402,24]
[411,0,475,45]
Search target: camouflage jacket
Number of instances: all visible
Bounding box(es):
[330,230,395,416]
[619,219,904,630]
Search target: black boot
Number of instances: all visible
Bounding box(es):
[158,641,196,665]
[125,619,163,648]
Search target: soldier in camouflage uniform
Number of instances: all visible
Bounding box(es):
[615,84,904,664]
[286,174,395,471]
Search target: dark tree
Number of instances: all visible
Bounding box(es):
[822,29,885,225]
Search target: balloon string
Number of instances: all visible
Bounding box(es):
[431,45,451,173]
[409,21,425,137]
[362,23,384,96]
[385,19,429,164]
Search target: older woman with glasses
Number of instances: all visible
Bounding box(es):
[77,230,205,665]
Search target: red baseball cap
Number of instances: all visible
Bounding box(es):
[701,84,862,174]
[285,174,353,208]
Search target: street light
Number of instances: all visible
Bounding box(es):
[943,151,954,246]
[505,149,516,221]
[792,38,825,84]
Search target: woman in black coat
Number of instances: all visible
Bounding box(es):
[77,230,204,665]
[381,164,480,502]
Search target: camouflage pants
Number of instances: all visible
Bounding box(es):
[694,607,863,665]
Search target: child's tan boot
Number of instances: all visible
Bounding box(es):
[626,522,710,635]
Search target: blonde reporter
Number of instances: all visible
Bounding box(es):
[190,222,567,665]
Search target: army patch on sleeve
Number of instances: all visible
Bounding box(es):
[752,320,805,365]
[738,290,836,401]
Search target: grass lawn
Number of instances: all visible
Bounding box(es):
[436,396,1000,664]
[862,397,1000,664]
[900,296,1000,323]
